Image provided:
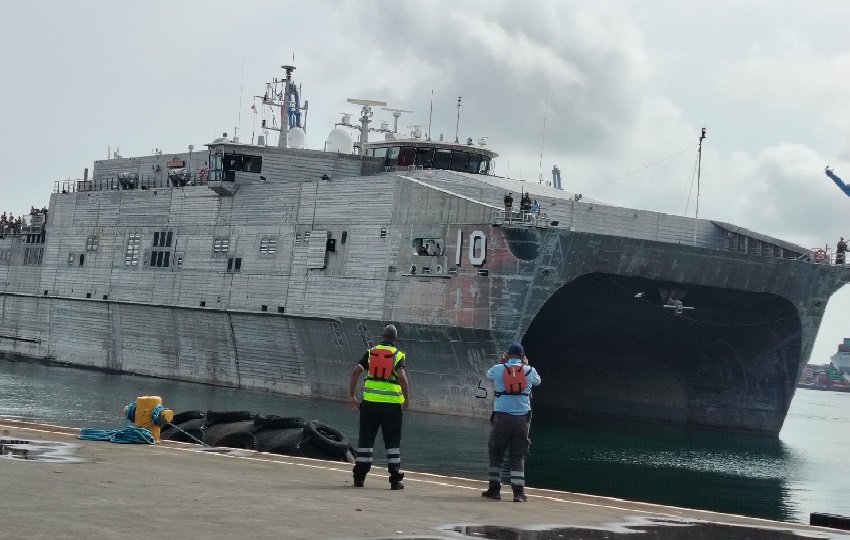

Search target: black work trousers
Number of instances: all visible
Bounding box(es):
[487,411,531,488]
[352,400,403,484]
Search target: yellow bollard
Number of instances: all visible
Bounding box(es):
[126,396,174,442]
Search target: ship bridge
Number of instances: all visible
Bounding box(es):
[362,138,498,175]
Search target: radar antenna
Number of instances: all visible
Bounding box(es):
[381,108,414,133]
[347,98,387,154]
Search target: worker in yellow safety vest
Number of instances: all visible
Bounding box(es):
[348,324,410,489]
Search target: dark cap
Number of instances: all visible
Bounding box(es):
[507,342,524,356]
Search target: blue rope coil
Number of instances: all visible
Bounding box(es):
[79,401,210,447]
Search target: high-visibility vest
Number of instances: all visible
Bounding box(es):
[363,344,405,404]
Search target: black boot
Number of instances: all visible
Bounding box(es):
[390,472,404,490]
[481,481,501,500]
[512,485,527,502]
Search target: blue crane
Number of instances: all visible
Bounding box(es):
[825,166,850,197]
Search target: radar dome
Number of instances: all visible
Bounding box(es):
[325,128,353,154]
[287,127,307,149]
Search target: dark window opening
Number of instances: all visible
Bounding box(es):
[450,151,468,172]
[153,232,159,246]
[166,232,173,247]
[242,155,262,173]
[466,153,481,173]
[327,238,336,252]
[341,231,348,244]
[200,301,206,307]
[86,292,91,299]
[79,254,85,266]
[156,251,164,267]
[414,147,435,168]
[261,305,268,312]
[277,306,285,313]
[433,148,452,169]
[43,290,48,296]
[227,258,233,271]
[223,153,262,174]
[234,258,242,271]
[102,295,108,301]
[397,147,415,167]
[163,251,170,268]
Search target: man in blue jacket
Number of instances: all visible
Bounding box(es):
[482,342,541,502]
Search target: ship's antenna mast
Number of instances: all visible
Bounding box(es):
[279,65,295,148]
[236,55,245,143]
[538,88,549,185]
[428,90,434,141]
[692,128,707,247]
[454,96,462,143]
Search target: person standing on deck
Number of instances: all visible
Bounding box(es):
[481,342,541,502]
[837,237,847,265]
[348,324,410,490]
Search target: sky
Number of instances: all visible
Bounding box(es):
[1,0,848,364]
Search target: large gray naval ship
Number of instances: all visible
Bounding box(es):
[1,66,848,435]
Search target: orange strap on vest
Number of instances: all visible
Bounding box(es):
[368,347,396,381]
[497,363,530,396]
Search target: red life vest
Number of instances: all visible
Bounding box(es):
[497,363,530,396]
[368,347,397,381]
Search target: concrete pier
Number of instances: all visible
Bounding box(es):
[0,419,843,539]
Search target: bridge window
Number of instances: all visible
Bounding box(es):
[153,231,173,249]
[415,148,434,168]
[433,149,452,169]
[466,154,481,173]
[479,157,492,174]
[372,147,388,159]
[398,147,415,167]
[450,151,468,172]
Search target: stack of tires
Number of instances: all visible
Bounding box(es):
[160,410,354,463]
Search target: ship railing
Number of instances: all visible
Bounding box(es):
[53,172,210,194]
[491,209,550,229]
[792,247,850,267]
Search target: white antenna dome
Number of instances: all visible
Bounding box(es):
[325,128,353,154]
[287,127,307,149]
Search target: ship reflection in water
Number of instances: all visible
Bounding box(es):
[447,518,842,539]
[527,409,795,521]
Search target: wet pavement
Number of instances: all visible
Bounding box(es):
[1,418,849,540]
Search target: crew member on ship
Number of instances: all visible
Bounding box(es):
[481,342,541,503]
[837,237,847,265]
[348,324,410,490]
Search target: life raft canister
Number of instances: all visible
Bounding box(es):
[499,363,531,396]
[368,347,396,380]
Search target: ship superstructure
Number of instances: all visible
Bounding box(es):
[2,65,849,435]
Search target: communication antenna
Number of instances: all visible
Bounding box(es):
[428,90,434,141]
[692,128,707,247]
[347,98,387,154]
[381,108,414,133]
[455,96,462,143]
[538,89,549,184]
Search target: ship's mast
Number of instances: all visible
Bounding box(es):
[693,128,707,247]
[279,65,295,148]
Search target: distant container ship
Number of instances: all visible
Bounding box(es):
[799,340,850,392]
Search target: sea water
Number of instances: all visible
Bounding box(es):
[1,360,847,523]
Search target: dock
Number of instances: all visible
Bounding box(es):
[0,418,845,539]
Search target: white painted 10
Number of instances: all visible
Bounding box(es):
[455,230,487,267]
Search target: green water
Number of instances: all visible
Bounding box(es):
[1,360,848,523]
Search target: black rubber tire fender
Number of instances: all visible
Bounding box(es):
[202,420,257,447]
[253,414,306,430]
[165,426,206,445]
[205,410,253,426]
[303,420,350,457]
[216,432,258,451]
[254,428,305,453]
[171,410,205,425]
